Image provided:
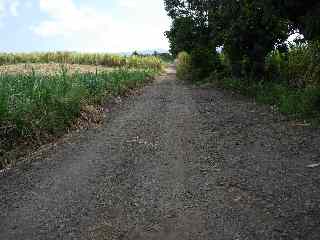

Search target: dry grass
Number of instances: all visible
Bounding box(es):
[0,63,113,75]
[0,52,164,71]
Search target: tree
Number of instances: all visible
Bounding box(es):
[269,0,320,40]
[164,0,289,79]
[132,51,139,56]
[164,0,222,79]
[219,0,289,78]
[165,16,197,56]
[164,0,320,80]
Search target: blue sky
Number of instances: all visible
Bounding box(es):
[0,0,171,53]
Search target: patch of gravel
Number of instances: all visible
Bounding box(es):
[0,66,320,239]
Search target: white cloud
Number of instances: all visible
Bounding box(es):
[9,0,20,16]
[0,0,20,19]
[32,0,171,52]
[0,0,20,28]
[0,0,4,14]
[33,0,111,37]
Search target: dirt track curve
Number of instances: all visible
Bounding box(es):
[1,66,320,239]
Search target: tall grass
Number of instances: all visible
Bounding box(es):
[0,68,155,135]
[0,52,163,71]
[266,41,320,88]
[213,77,320,118]
[0,67,156,167]
[176,51,192,80]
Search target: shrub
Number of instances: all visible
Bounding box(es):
[190,47,221,81]
[266,41,320,88]
[214,75,320,118]
[176,51,192,80]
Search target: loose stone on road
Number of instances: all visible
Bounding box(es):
[1,66,320,239]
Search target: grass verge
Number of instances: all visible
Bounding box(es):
[210,77,320,121]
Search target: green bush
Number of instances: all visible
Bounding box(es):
[266,41,320,88]
[176,51,192,80]
[214,75,320,118]
[176,48,222,81]
[190,47,221,81]
[277,86,320,116]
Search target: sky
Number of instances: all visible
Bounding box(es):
[0,0,171,53]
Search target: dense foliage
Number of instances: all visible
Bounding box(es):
[164,0,319,78]
[164,0,320,119]
[176,51,192,80]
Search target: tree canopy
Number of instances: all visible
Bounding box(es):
[164,0,320,79]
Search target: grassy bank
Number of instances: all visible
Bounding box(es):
[0,67,158,168]
[215,43,320,119]
[212,77,320,119]
[176,43,320,121]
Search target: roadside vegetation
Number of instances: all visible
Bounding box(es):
[0,53,163,168]
[165,0,320,120]
[0,52,163,71]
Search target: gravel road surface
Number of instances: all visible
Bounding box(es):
[1,66,320,239]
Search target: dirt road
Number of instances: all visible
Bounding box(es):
[1,66,320,239]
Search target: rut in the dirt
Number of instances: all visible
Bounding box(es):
[1,66,320,240]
